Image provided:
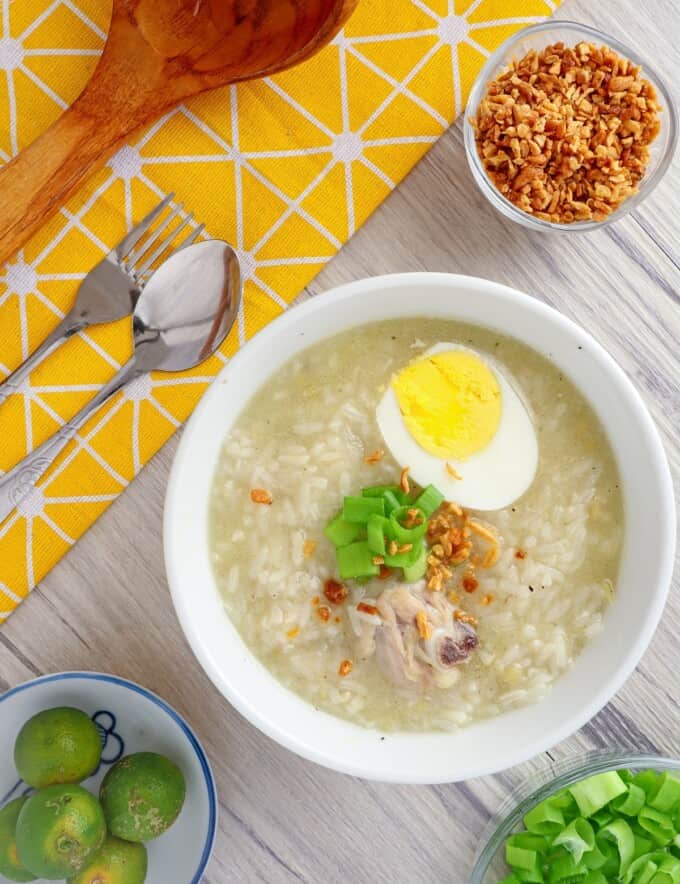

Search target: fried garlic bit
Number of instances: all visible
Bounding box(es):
[364,449,385,465]
[425,502,500,593]
[250,488,273,505]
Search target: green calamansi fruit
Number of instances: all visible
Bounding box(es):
[68,835,148,884]
[14,707,102,788]
[15,784,106,879]
[99,752,186,842]
[0,797,36,882]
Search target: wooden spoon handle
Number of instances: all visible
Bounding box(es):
[0,10,175,268]
[0,107,127,266]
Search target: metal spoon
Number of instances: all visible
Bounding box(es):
[0,239,241,523]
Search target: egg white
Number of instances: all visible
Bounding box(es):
[376,343,538,511]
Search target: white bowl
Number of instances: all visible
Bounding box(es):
[0,672,217,883]
[164,273,675,784]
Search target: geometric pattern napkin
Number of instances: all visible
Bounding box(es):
[0,0,561,620]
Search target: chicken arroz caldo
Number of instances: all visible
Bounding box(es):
[210,319,623,732]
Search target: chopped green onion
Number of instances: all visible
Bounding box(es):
[336,541,380,580]
[591,810,615,829]
[342,496,385,523]
[638,807,676,846]
[633,771,662,798]
[649,774,680,813]
[505,844,537,872]
[413,483,445,517]
[623,852,680,884]
[403,545,427,582]
[554,819,595,864]
[505,836,542,872]
[658,854,680,876]
[597,819,635,874]
[634,835,654,859]
[599,838,621,877]
[366,514,390,555]
[583,843,608,870]
[551,790,580,817]
[570,772,628,817]
[511,833,551,852]
[323,512,363,547]
[625,858,657,884]
[524,799,566,838]
[362,485,401,498]
[326,479,447,585]
[613,784,647,817]
[583,873,608,884]
[389,505,428,544]
[546,850,587,883]
[383,541,423,569]
[382,489,402,515]
[520,865,546,884]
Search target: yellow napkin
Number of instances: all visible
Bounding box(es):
[0,0,561,619]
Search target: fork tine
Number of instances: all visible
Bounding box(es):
[112,193,175,262]
[179,224,204,250]
[125,202,184,269]
[133,214,196,280]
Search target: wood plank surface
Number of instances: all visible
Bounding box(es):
[2,0,679,881]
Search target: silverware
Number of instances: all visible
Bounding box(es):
[0,240,242,522]
[0,193,204,406]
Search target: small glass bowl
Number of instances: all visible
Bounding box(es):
[469,752,680,882]
[463,21,678,233]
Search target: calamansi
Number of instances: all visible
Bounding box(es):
[14,707,102,789]
[15,784,106,880]
[100,753,186,842]
[68,834,148,884]
[0,797,36,882]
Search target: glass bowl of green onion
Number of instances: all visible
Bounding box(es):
[469,753,680,883]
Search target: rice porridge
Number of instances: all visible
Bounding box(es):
[209,319,623,732]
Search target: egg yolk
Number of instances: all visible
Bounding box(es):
[392,350,502,460]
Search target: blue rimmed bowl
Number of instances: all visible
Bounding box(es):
[0,671,217,884]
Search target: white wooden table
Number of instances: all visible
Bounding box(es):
[2,1,679,880]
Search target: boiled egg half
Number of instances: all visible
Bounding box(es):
[376,343,538,511]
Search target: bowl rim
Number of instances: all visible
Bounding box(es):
[164,272,676,783]
[0,670,218,884]
[469,751,680,880]
[463,19,679,233]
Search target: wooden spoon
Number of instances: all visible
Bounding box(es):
[0,0,358,267]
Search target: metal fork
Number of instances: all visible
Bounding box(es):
[0,194,204,406]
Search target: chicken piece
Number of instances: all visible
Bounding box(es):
[367,583,478,691]
[373,591,423,689]
[355,619,377,661]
